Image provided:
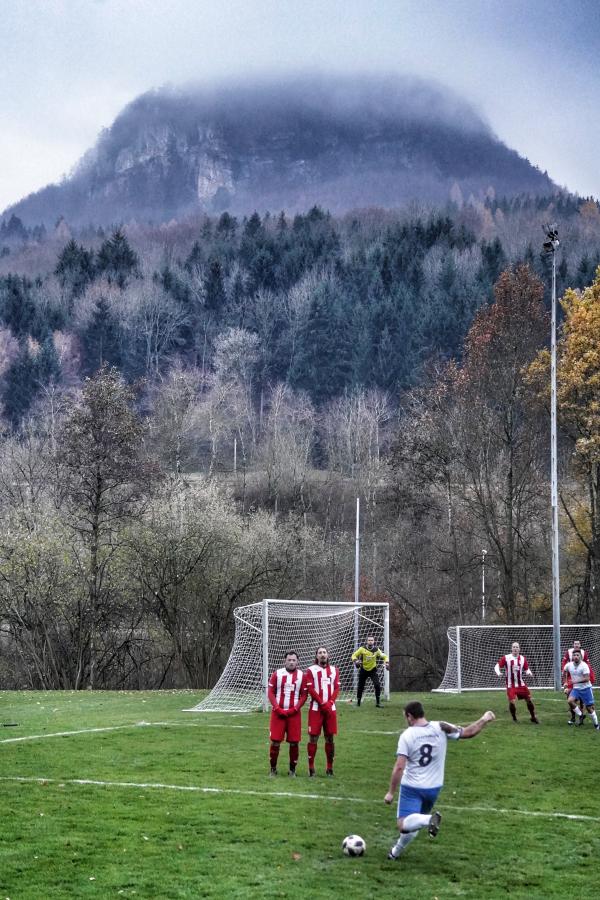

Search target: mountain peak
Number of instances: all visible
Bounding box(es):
[4,73,555,227]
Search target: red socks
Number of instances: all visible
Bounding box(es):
[270,744,280,769]
[325,741,335,769]
[307,742,317,769]
[289,744,299,768]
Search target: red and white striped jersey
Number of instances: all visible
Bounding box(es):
[268,668,304,711]
[304,664,340,712]
[495,654,531,688]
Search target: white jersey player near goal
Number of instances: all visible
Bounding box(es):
[563,649,600,730]
[384,700,496,860]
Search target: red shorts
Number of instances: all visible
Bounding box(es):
[308,706,337,737]
[269,710,302,743]
[507,686,531,702]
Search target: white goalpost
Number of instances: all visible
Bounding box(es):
[186,599,390,712]
[435,624,600,692]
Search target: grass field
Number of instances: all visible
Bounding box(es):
[1,690,599,899]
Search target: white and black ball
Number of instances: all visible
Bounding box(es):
[342,834,366,857]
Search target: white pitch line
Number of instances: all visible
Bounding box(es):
[0,721,248,744]
[352,730,398,735]
[1,775,598,824]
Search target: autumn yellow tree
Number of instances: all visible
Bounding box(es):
[394,265,549,623]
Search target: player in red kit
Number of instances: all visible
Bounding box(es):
[304,646,340,777]
[494,641,539,723]
[268,651,307,777]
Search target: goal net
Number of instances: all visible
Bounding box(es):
[187,599,389,712]
[435,624,600,692]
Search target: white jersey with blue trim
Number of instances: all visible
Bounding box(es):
[396,721,461,790]
[563,660,592,689]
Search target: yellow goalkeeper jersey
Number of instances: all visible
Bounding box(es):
[352,646,388,671]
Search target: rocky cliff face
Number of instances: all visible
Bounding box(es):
[4,74,556,226]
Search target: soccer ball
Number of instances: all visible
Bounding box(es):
[342,834,366,857]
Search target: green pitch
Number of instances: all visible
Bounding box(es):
[0,691,599,899]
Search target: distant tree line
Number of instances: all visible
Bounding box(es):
[0,196,599,690]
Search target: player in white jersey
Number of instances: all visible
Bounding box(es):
[563,649,599,730]
[384,700,495,859]
[562,641,592,723]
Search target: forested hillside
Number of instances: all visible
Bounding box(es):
[0,193,599,692]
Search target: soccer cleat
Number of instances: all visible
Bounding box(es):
[387,847,401,860]
[376,703,382,708]
[325,769,334,777]
[288,767,297,777]
[576,716,584,726]
[595,724,600,731]
[269,768,277,777]
[428,811,442,838]
[530,717,539,724]
[568,719,575,725]
[308,768,316,778]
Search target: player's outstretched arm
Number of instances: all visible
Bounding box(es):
[456,710,495,739]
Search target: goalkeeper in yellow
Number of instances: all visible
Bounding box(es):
[352,635,389,707]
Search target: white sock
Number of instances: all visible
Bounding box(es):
[392,830,418,855]
[402,813,431,831]
[574,706,582,718]
[591,710,598,726]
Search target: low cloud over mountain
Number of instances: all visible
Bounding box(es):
[4,73,556,226]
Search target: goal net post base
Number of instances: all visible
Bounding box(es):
[435,624,600,692]
[186,599,390,712]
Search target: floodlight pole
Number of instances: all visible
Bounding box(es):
[354,497,360,692]
[481,549,487,622]
[549,241,561,690]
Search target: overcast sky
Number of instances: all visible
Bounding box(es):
[2,0,599,213]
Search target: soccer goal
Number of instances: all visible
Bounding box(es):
[435,624,600,692]
[186,599,390,712]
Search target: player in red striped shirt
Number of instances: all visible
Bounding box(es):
[494,641,539,724]
[304,646,340,777]
[268,650,307,777]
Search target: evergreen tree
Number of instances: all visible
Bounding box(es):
[96,229,139,288]
[55,239,95,299]
[216,212,237,239]
[0,275,37,337]
[36,335,62,386]
[80,297,122,375]
[2,340,38,426]
[204,258,227,312]
[290,283,352,403]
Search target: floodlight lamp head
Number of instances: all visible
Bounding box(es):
[543,223,559,251]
